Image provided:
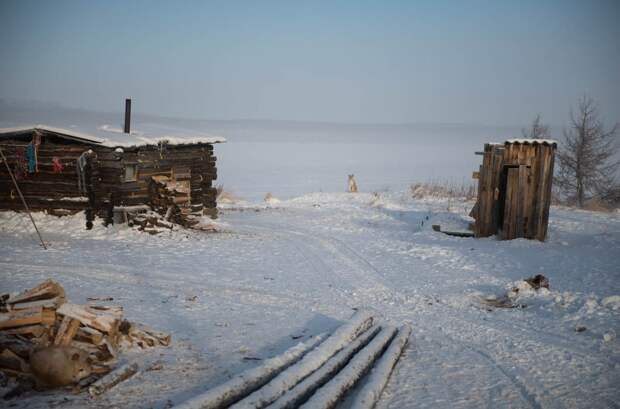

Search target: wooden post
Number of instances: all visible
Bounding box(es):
[124,98,131,134]
[0,146,47,249]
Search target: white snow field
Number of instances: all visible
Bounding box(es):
[1,192,619,409]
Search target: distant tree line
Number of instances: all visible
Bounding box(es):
[522,96,619,209]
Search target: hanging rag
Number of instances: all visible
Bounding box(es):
[52,157,64,173]
[14,148,27,180]
[26,143,36,173]
[77,151,89,195]
[32,133,41,172]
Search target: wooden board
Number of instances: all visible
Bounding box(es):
[0,307,56,329]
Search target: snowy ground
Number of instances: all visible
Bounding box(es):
[1,192,619,408]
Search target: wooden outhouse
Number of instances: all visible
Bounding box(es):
[471,139,556,241]
[0,125,224,228]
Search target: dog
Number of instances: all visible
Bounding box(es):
[348,174,358,193]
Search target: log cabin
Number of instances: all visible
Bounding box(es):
[0,124,224,229]
[471,139,556,241]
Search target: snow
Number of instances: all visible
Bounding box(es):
[0,124,226,148]
[1,195,619,408]
[505,138,558,146]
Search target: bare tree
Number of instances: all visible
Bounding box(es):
[522,114,551,139]
[555,96,619,208]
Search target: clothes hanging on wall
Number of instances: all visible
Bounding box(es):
[52,157,64,173]
[77,151,89,195]
[14,148,27,180]
[26,143,36,173]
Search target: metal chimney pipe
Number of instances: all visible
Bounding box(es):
[124,98,131,134]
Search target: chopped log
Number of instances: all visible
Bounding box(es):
[86,304,123,317]
[0,335,33,359]
[10,296,63,311]
[0,306,55,329]
[174,334,327,409]
[125,321,171,347]
[69,340,104,359]
[350,325,412,409]
[1,324,47,338]
[231,311,375,409]
[299,326,398,409]
[56,303,120,334]
[86,297,114,302]
[7,280,65,305]
[53,316,80,346]
[0,348,29,373]
[88,362,138,396]
[268,325,382,409]
[75,326,105,345]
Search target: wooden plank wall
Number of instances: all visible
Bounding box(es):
[474,141,556,241]
[0,134,91,211]
[502,143,555,240]
[473,144,505,237]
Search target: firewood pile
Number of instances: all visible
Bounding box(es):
[0,279,170,389]
[148,176,201,229]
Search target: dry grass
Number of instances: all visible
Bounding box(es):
[216,184,242,205]
[410,180,477,201]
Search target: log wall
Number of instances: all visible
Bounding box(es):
[0,130,219,221]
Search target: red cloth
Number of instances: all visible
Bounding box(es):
[52,157,64,173]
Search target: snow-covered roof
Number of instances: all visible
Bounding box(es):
[505,138,557,146]
[0,124,226,148]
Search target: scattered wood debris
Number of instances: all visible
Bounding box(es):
[0,279,170,396]
[88,362,139,397]
[432,224,475,238]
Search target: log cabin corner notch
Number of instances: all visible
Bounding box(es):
[470,138,556,241]
[0,125,225,228]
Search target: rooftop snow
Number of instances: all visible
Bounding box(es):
[0,124,226,147]
[505,138,557,146]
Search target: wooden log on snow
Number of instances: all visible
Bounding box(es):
[124,321,171,347]
[7,280,65,305]
[173,334,327,409]
[267,325,382,409]
[88,362,138,396]
[350,325,412,409]
[299,326,398,409]
[230,310,375,409]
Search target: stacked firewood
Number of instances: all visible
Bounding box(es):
[148,177,201,228]
[0,279,170,384]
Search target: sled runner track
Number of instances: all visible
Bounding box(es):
[234,222,397,299]
[461,342,542,409]
[440,300,620,369]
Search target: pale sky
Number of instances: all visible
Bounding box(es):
[1,0,619,126]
